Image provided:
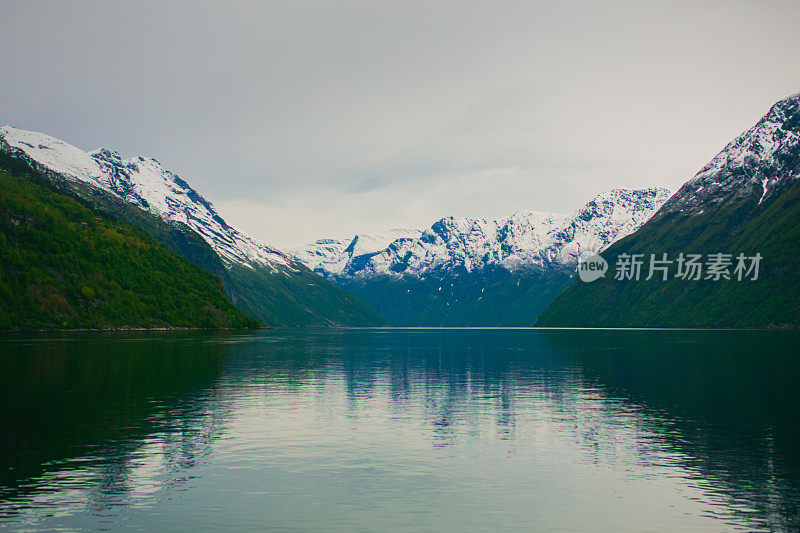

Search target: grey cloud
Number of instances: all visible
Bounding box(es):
[2,0,800,247]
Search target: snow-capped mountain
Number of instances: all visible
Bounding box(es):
[295,188,671,282]
[655,91,800,221]
[0,126,291,270]
[537,91,800,328]
[291,187,670,326]
[0,125,385,326]
[294,228,424,275]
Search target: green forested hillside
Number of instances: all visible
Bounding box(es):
[226,262,385,327]
[536,180,800,328]
[0,150,231,284]
[0,169,260,330]
[0,150,384,327]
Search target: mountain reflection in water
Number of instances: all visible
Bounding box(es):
[0,329,797,531]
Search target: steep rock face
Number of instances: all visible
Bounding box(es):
[294,188,670,325]
[0,126,384,326]
[537,92,800,328]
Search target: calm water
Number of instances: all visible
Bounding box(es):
[0,329,799,531]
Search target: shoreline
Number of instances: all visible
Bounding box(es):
[2,325,797,334]
[0,325,270,334]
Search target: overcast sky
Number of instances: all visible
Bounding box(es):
[2,1,799,247]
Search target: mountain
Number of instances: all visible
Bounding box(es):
[0,159,259,331]
[294,228,425,276]
[0,126,384,326]
[293,188,671,325]
[537,92,800,328]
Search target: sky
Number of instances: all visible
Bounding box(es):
[2,1,800,248]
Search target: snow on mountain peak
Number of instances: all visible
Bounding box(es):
[0,124,672,281]
[663,92,800,216]
[0,125,291,270]
[292,228,424,275]
[0,126,111,189]
[294,187,671,281]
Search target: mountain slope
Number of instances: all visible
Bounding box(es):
[0,162,259,331]
[294,229,424,276]
[537,92,800,328]
[294,188,670,325]
[0,126,384,327]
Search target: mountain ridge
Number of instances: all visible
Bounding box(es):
[0,126,291,269]
[293,187,671,326]
[295,187,671,281]
[0,161,260,331]
[537,91,800,328]
[0,126,385,327]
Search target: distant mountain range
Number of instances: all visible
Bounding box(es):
[7,92,793,330]
[537,92,800,327]
[293,188,670,325]
[0,126,384,327]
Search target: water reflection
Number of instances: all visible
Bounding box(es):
[0,329,798,531]
[544,329,800,528]
[0,333,227,518]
